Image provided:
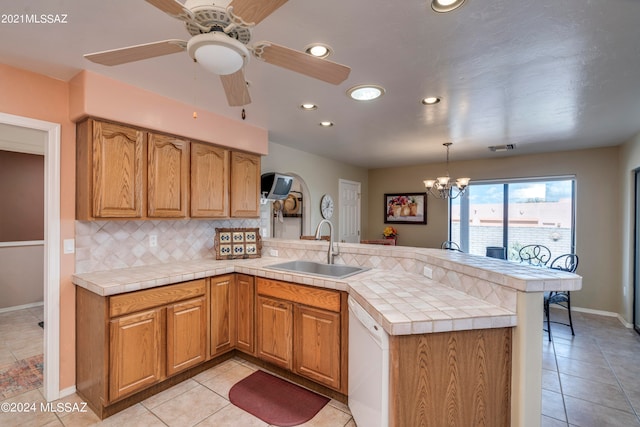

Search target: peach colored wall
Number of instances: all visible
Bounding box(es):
[68,70,268,154]
[0,63,76,390]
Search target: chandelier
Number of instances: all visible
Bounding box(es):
[423,142,470,199]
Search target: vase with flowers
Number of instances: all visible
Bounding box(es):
[383,226,398,240]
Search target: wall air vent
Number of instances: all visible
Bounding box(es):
[488,144,516,152]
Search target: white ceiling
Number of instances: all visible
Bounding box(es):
[2,0,640,168]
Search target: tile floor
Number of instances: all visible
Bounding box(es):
[2,306,640,426]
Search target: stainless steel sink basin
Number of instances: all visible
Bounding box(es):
[265,260,369,279]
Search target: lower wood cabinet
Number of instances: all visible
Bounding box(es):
[76,279,207,417]
[294,304,341,390]
[166,297,207,376]
[257,295,293,370]
[209,274,255,358]
[256,278,347,393]
[109,308,163,401]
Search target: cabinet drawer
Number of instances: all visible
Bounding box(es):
[256,278,341,312]
[110,279,206,317]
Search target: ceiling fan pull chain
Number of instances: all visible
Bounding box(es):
[242,108,246,120]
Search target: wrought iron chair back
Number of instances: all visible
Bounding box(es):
[518,244,552,266]
[544,253,579,340]
[441,241,462,252]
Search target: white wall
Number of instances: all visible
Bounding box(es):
[261,141,369,239]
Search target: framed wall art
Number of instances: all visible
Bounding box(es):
[384,192,427,224]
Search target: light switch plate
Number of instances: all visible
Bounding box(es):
[63,239,75,254]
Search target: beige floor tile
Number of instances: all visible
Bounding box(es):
[552,341,608,366]
[0,389,59,427]
[555,355,618,385]
[296,403,353,427]
[150,383,228,426]
[542,369,561,393]
[96,403,165,427]
[564,396,640,427]
[196,403,267,426]
[192,358,246,384]
[559,373,633,413]
[142,378,199,409]
[541,415,568,427]
[199,363,255,398]
[542,389,566,422]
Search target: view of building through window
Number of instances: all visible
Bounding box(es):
[450,178,575,260]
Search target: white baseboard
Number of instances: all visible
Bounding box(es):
[0,301,44,314]
[571,306,633,328]
[57,385,77,400]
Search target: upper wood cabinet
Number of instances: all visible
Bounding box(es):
[230,151,261,218]
[191,142,229,218]
[76,119,146,220]
[147,133,189,218]
[76,118,261,220]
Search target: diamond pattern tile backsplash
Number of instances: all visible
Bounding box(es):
[75,219,261,273]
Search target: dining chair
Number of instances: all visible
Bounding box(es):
[518,244,552,266]
[441,241,462,252]
[544,253,579,341]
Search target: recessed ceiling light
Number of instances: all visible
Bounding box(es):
[421,96,441,105]
[347,84,385,101]
[300,103,318,111]
[304,44,332,59]
[319,121,334,127]
[431,0,466,13]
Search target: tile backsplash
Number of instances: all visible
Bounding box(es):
[75,219,260,273]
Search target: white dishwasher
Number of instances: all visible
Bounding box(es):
[348,296,389,427]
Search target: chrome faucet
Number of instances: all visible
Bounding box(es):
[315,219,338,264]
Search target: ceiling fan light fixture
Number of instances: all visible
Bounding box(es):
[431,0,466,13]
[187,32,249,75]
[347,84,385,101]
[304,43,332,58]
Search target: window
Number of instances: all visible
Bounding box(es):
[450,177,575,260]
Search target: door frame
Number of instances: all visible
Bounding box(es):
[0,112,61,400]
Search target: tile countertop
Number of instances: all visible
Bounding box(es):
[72,249,580,336]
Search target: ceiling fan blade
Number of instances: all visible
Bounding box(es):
[84,40,187,66]
[145,0,193,20]
[228,0,288,25]
[220,70,252,106]
[254,42,351,85]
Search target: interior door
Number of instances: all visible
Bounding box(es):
[634,170,640,333]
[339,179,361,243]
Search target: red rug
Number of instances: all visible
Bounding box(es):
[229,370,330,426]
[0,354,43,399]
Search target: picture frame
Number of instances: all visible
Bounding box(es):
[384,192,427,224]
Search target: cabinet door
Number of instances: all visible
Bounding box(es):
[294,305,341,389]
[148,133,189,217]
[230,151,260,218]
[210,275,236,357]
[257,295,293,370]
[191,142,229,218]
[166,297,207,376]
[91,120,145,218]
[109,308,163,401]
[235,274,255,355]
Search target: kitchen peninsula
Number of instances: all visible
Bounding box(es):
[73,238,581,427]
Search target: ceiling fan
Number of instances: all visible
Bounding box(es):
[84,0,352,107]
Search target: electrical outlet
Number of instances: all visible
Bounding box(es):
[149,235,158,248]
[63,239,75,254]
[269,249,279,257]
[423,266,433,279]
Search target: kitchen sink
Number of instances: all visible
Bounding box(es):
[265,260,369,279]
